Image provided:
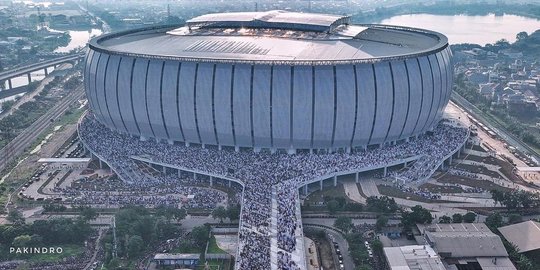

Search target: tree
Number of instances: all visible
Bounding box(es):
[401,205,433,229]
[326,200,340,215]
[371,239,383,255]
[79,206,98,221]
[463,212,477,223]
[334,216,353,233]
[490,190,504,206]
[375,216,388,232]
[12,235,32,247]
[7,209,25,225]
[127,235,144,258]
[485,212,503,230]
[508,214,522,224]
[191,225,210,249]
[439,215,452,224]
[227,204,240,221]
[516,31,529,41]
[211,206,228,223]
[452,213,463,223]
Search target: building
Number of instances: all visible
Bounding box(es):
[416,223,516,270]
[153,253,200,268]
[84,10,453,153]
[499,221,540,254]
[384,245,447,270]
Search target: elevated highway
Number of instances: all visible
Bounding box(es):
[0,53,85,90]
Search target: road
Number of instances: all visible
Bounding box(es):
[0,85,85,174]
[451,92,539,164]
[0,54,84,82]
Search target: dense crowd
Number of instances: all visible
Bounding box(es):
[79,114,468,270]
[52,172,228,209]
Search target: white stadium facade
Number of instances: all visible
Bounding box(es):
[84,10,453,152]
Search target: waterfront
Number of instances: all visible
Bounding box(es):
[380,13,540,45]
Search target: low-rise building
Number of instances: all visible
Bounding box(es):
[416,223,516,270]
[384,245,446,270]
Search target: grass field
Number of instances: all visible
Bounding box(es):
[207,235,227,254]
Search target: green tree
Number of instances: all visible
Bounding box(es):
[227,204,241,221]
[191,225,210,249]
[401,205,433,229]
[7,209,25,225]
[326,200,340,215]
[439,215,452,224]
[12,235,32,247]
[371,239,383,255]
[516,31,529,41]
[334,216,353,233]
[79,206,98,221]
[212,206,228,223]
[485,212,504,230]
[463,212,476,223]
[508,214,522,224]
[375,216,388,232]
[452,213,463,223]
[127,235,144,258]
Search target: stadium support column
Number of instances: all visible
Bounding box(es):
[193,172,197,181]
[235,146,240,152]
[210,176,213,187]
[228,180,231,188]
[355,172,359,183]
[303,185,308,195]
[99,159,103,169]
[448,156,453,165]
[383,167,387,177]
[320,180,323,191]
[177,169,181,177]
[333,175,337,187]
[44,68,48,76]
[162,165,166,174]
[27,73,31,84]
[7,79,13,90]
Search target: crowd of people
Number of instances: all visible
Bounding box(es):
[78,114,469,270]
[51,164,230,209]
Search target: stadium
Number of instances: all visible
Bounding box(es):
[84,10,452,152]
[79,10,467,270]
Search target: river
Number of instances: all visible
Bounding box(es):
[379,13,540,45]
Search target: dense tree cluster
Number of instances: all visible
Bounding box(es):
[365,196,399,213]
[490,190,540,210]
[401,205,433,229]
[0,216,93,260]
[105,206,185,262]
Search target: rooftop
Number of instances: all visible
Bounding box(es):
[418,223,509,258]
[498,221,540,253]
[89,10,447,65]
[384,245,446,270]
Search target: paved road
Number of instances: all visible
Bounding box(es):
[343,180,366,204]
[0,85,85,173]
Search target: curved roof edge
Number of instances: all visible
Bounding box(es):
[88,24,449,66]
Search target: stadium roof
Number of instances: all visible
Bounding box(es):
[186,10,350,32]
[89,11,448,65]
[498,221,540,253]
